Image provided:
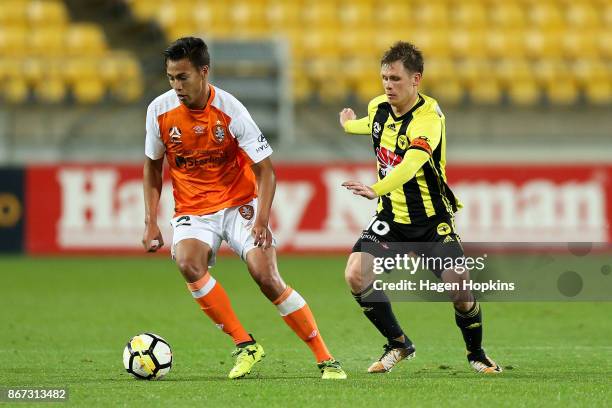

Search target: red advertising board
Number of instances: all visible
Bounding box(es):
[25,163,612,254]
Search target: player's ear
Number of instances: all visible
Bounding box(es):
[200,65,209,79]
[413,72,422,87]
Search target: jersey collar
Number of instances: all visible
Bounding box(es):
[385,93,425,121]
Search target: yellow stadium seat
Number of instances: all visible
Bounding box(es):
[507,81,540,107]
[0,27,28,57]
[227,0,269,38]
[449,29,487,59]
[265,1,301,31]
[572,59,608,86]
[486,29,525,58]
[489,3,526,28]
[409,29,450,58]
[427,80,463,106]
[113,79,143,102]
[422,58,454,83]
[452,2,487,28]
[3,78,29,104]
[301,29,340,58]
[373,28,412,57]
[0,1,28,26]
[338,28,377,59]
[470,79,502,105]
[604,3,612,27]
[34,78,67,103]
[28,0,68,27]
[597,29,612,59]
[128,0,159,21]
[0,58,23,83]
[338,1,373,27]
[64,58,99,86]
[565,3,600,28]
[66,24,107,56]
[563,30,599,59]
[290,67,312,103]
[524,29,562,59]
[546,82,579,105]
[528,3,564,30]
[456,60,494,88]
[31,27,65,57]
[302,1,338,27]
[73,78,106,104]
[413,2,449,26]
[317,77,349,103]
[584,80,612,105]
[192,1,230,38]
[375,1,412,27]
[532,59,564,86]
[496,59,532,86]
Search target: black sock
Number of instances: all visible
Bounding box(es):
[454,302,483,354]
[353,283,410,345]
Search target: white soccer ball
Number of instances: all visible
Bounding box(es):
[123,333,173,380]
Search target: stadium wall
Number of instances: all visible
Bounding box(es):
[1,163,610,254]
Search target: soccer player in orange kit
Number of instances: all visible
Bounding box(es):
[142,37,346,380]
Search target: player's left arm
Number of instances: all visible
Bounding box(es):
[230,106,275,249]
[251,158,275,249]
[343,112,442,199]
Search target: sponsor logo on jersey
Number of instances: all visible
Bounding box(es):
[193,125,206,135]
[238,205,254,220]
[169,126,182,143]
[372,122,382,138]
[175,151,227,169]
[213,120,225,144]
[387,122,396,131]
[437,222,452,236]
[376,146,403,176]
[256,134,269,153]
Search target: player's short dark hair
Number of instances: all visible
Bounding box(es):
[381,41,424,74]
[164,37,210,69]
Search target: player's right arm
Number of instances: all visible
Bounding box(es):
[142,157,164,252]
[142,101,167,252]
[339,108,370,135]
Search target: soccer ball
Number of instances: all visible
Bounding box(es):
[123,333,173,380]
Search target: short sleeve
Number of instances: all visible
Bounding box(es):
[407,112,442,156]
[145,103,165,160]
[229,112,273,163]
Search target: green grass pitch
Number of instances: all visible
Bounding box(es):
[1,255,611,407]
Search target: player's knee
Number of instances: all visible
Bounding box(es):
[344,258,363,292]
[176,258,207,282]
[255,273,284,298]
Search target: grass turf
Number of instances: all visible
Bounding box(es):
[0,255,611,407]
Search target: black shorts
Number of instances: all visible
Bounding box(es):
[352,213,464,278]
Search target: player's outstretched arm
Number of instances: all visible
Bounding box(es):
[339,108,370,135]
[251,157,275,249]
[142,156,165,252]
[342,149,430,200]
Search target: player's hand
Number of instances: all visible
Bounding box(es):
[342,181,378,200]
[339,108,356,127]
[142,223,164,252]
[251,222,273,250]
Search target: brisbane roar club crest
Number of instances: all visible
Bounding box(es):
[169,126,182,143]
[238,205,254,220]
[213,120,225,144]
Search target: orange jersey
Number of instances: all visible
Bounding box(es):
[145,85,273,216]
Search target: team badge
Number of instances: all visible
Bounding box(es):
[213,120,225,144]
[437,222,452,236]
[238,205,254,220]
[169,126,182,143]
[397,134,408,150]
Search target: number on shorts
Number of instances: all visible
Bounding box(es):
[176,215,191,227]
[368,218,390,236]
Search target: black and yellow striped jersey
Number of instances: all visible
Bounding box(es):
[352,93,461,224]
